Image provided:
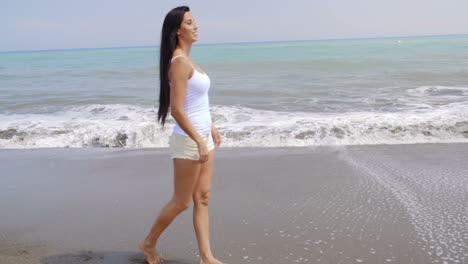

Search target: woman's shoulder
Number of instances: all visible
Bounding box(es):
[169,54,193,79]
[171,54,190,64]
[170,54,191,69]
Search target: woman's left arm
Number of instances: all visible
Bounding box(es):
[211,123,221,147]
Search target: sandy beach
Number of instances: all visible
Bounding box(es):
[0,143,466,264]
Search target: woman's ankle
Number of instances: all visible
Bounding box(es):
[199,252,214,261]
[141,237,156,247]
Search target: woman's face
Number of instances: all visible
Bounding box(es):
[177,12,198,43]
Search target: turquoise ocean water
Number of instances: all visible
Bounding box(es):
[0,35,467,148]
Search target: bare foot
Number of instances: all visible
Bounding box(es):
[200,256,224,264]
[139,240,163,264]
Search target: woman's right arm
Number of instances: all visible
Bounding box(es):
[169,57,209,162]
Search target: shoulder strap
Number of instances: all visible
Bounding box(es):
[170,55,185,63]
[170,55,194,68]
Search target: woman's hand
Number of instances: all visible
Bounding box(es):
[197,140,209,163]
[211,124,222,147]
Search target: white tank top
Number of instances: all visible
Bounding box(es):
[170,55,212,136]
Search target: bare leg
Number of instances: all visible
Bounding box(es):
[192,151,223,264]
[140,158,202,264]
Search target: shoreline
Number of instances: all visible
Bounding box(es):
[1,140,467,150]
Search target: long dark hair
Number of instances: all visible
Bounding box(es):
[158,6,190,126]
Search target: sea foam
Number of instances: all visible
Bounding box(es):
[1,102,467,148]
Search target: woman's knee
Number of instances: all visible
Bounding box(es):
[193,189,211,206]
[171,198,191,212]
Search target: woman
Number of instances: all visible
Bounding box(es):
[139,6,223,264]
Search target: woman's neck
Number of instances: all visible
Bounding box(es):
[176,40,192,57]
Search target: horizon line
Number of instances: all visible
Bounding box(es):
[1,33,467,54]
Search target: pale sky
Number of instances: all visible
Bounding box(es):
[2,0,467,52]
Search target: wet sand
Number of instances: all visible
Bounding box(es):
[0,143,467,263]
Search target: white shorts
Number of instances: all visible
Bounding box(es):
[169,133,215,160]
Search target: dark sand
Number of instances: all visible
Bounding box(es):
[0,143,467,264]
